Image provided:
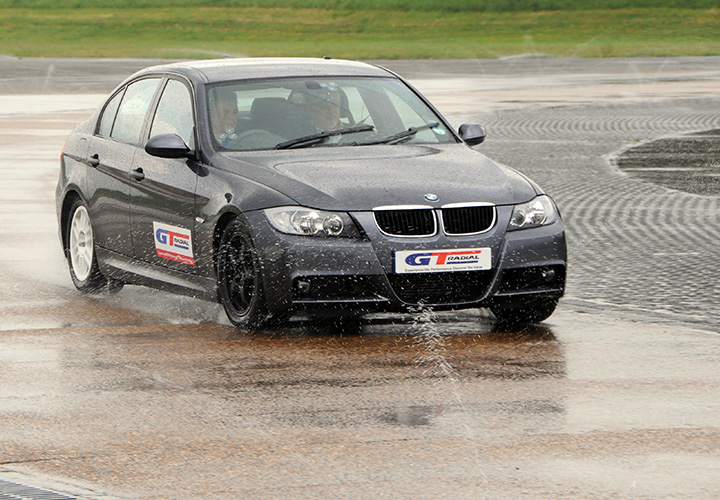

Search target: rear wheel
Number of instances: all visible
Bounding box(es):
[489,297,558,325]
[217,219,270,330]
[65,198,123,294]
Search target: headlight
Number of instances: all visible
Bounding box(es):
[264,207,361,237]
[508,195,559,231]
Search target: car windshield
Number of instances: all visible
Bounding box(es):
[206,77,456,151]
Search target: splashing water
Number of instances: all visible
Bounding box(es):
[408,307,488,482]
[410,307,454,379]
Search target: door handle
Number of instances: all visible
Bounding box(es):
[88,154,100,168]
[130,167,145,181]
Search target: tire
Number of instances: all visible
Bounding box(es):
[217,219,270,330]
[489,297,558,325]
[65,198,124,294]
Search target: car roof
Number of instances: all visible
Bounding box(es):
[132,57,396,85]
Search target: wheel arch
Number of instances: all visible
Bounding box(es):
[212,210,240,266]
[59,190,84,252]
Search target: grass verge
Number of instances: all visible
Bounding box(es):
[0,7,718,59]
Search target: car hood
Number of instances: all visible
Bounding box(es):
[215,144,539,211]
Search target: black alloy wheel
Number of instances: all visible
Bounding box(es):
[217,219,268,329]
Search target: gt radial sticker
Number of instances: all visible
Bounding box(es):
[153,221,195,266]
[395,247,491,274]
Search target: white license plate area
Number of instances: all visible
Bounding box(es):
[394,247,492,274]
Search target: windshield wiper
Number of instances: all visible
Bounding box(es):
[364,122,440,146]
[275,124,375,150]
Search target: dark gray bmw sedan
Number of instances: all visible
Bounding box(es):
[56,58,566,329]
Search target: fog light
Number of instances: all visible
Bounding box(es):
[296,280,312,295]
[541,268,556,283]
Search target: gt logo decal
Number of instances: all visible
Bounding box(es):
[153,221,195,266]
[405,250,486,267]
[395,247,491,274]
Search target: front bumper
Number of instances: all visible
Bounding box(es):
[247,207,566,315]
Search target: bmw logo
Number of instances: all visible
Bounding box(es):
[424,193,439,202]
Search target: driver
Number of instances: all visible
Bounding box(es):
[209,88,239,147]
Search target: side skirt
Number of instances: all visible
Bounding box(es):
[96,247,218,302]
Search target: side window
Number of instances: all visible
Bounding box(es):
[150,79,195,148]
[111,78,161,146]
[98,90,124,137]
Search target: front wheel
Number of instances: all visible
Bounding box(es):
[65,198,123,294]
[217,219,269,330]
[489,297,559,325]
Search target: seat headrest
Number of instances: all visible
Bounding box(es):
[251,98,289,125]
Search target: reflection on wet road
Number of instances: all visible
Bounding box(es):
[1,57,719,499]
[2,305,719,499]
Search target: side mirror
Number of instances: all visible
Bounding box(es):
[458,123,486,146]
[145,133,192,159]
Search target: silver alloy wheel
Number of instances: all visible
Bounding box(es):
[69,205,94,282]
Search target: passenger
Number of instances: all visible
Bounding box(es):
[292,83,344,132]
[210,88,239,147]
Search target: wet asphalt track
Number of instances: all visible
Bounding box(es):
[1,57,719,499]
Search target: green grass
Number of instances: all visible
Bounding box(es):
[0,5,718,59]
[2,0,719,11]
